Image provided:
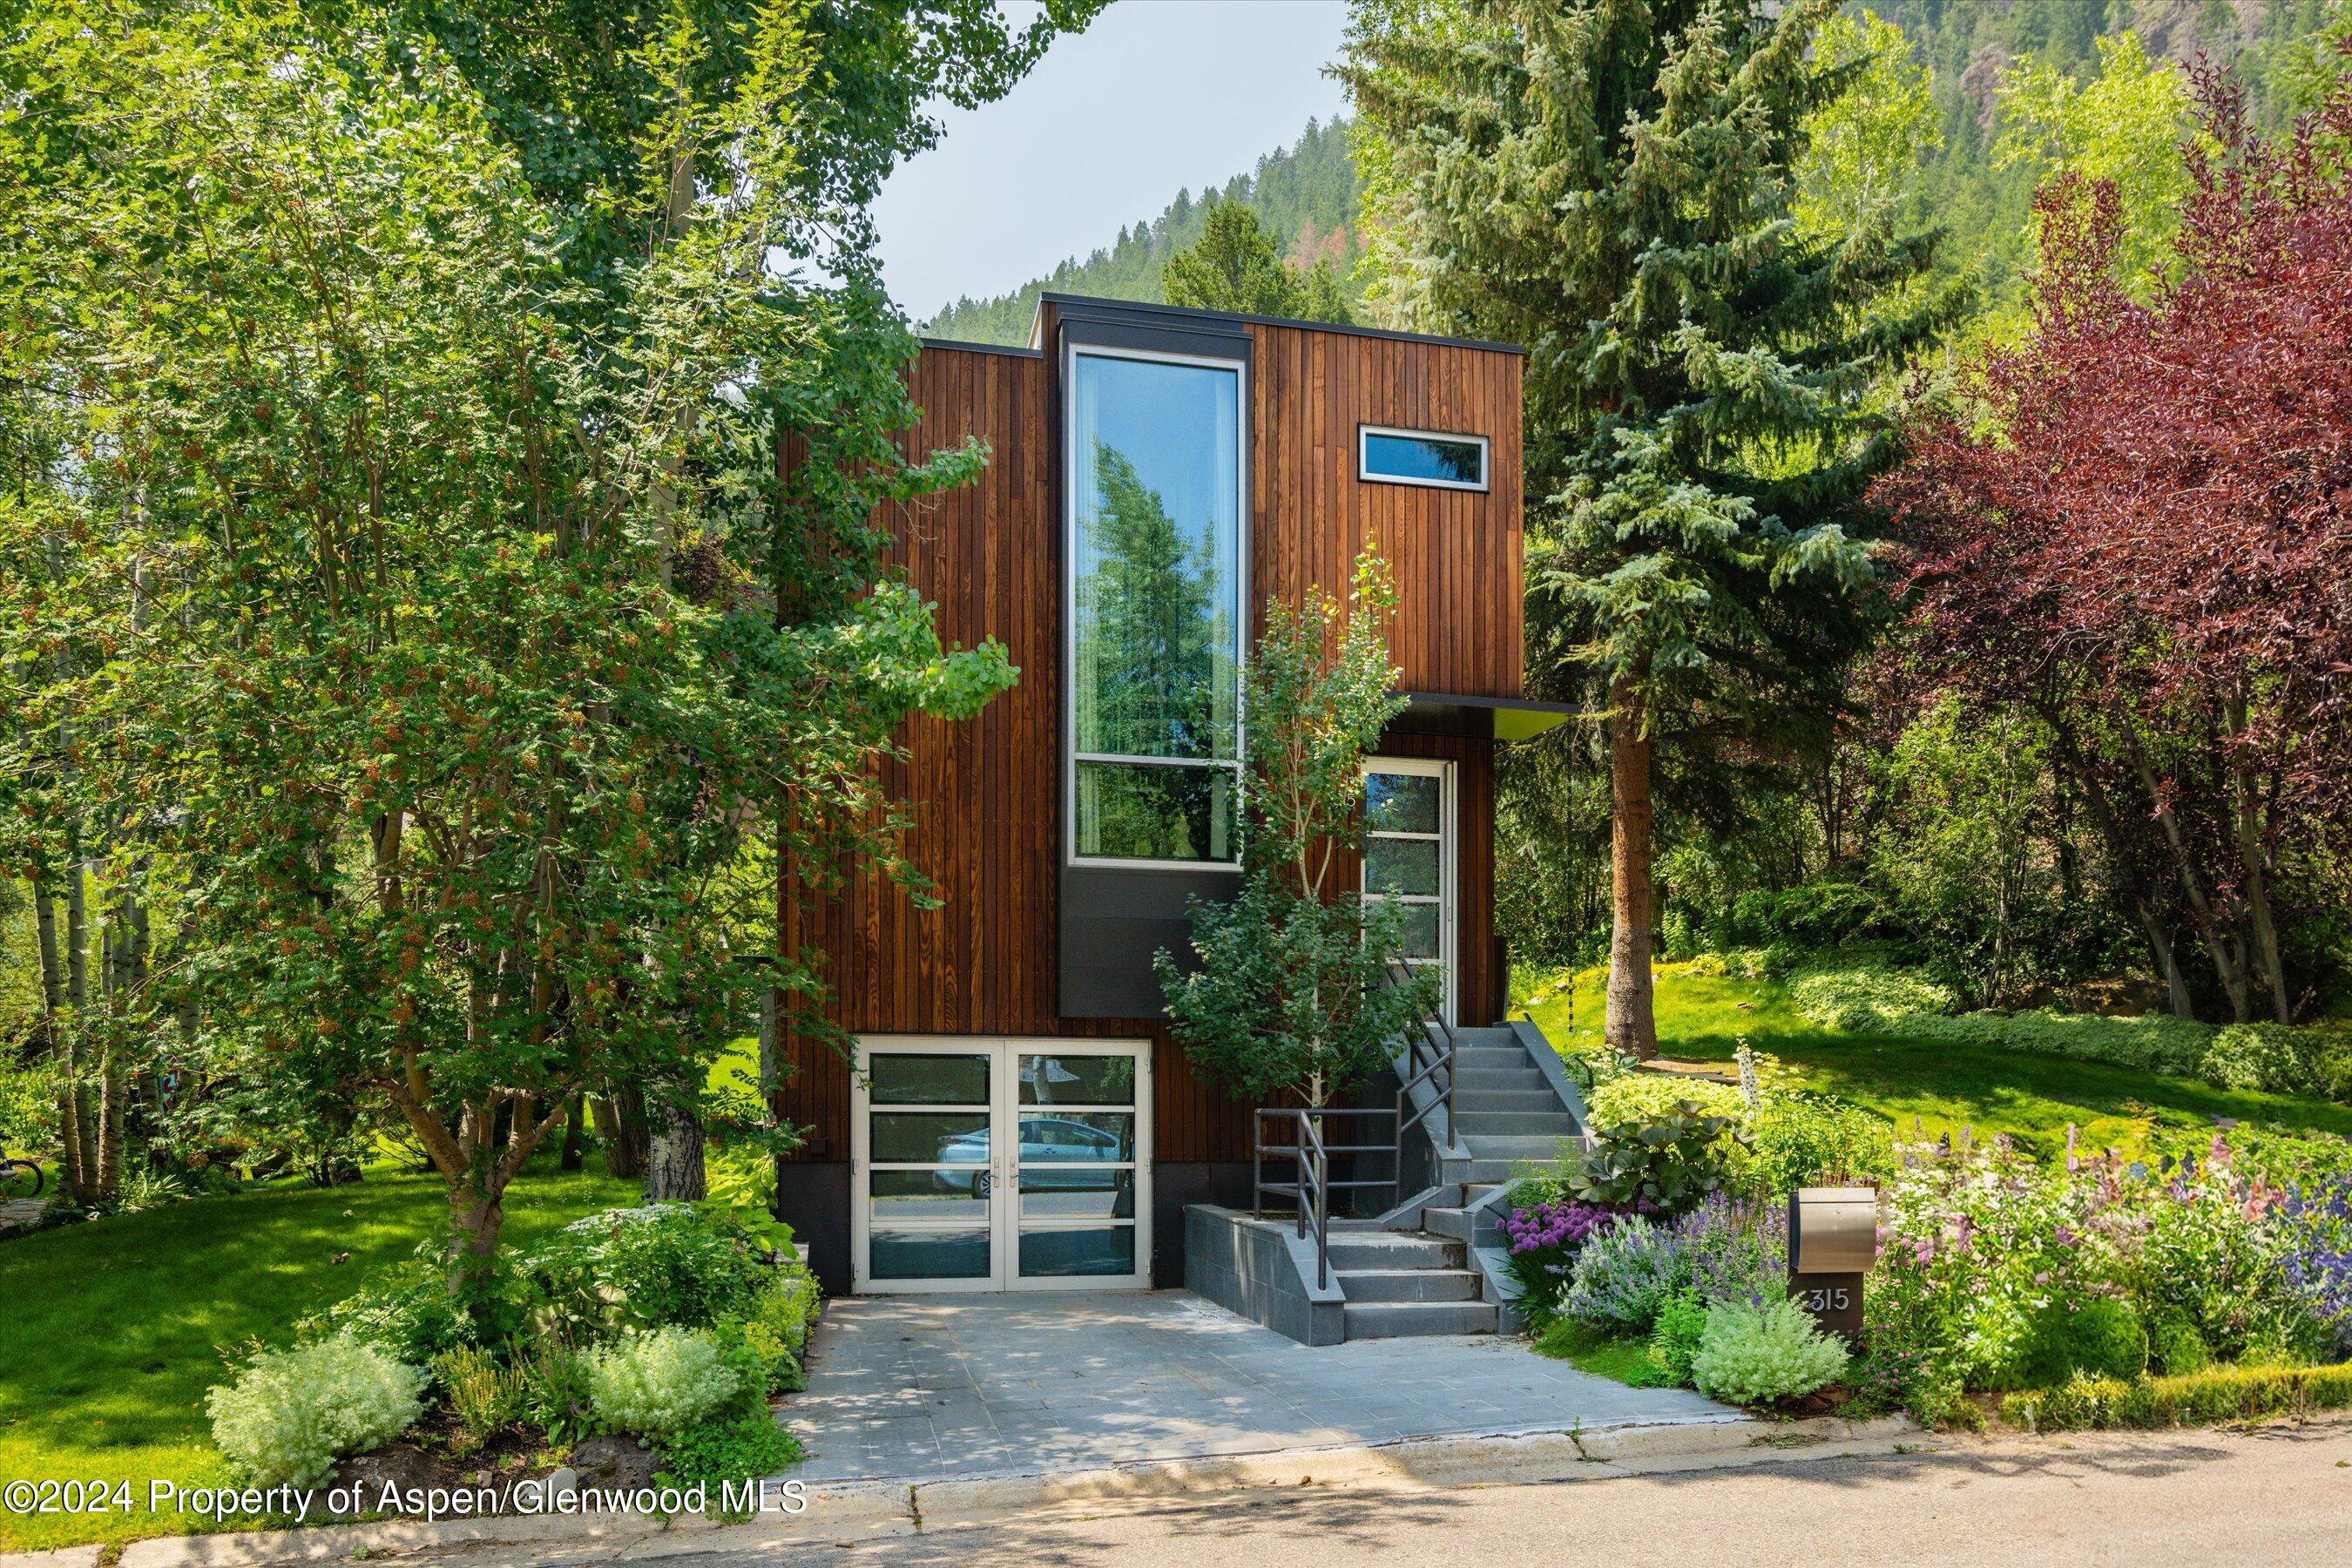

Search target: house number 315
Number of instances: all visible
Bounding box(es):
[1799,1284,1851,1312]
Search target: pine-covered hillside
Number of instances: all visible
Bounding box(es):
[914,2,2351,347]
[920,117,1359,344]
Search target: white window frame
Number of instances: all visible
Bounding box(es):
[1064,342,1249,872]
[1357,423,1490,493]
[1362,756,1457,1024]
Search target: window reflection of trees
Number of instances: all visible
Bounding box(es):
[1073,435,1235,860]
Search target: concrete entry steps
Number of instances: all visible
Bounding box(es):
[1325,1224,1496,1339]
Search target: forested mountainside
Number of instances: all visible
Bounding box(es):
[920,116,1360,343]
[917,0,2347,346]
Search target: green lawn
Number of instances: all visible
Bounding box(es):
[1515,962,2352,1156]
[0,1163,635,1554]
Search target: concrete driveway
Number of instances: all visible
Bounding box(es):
[782,1289,1727,1484]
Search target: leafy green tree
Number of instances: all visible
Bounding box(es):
[1343,0,1961,1056]
[1793,8,1939,242]
[1994,32,2206,302]
[1157,554,1432,1107]
[0,0,1064,1277]
[1160,200,1354,322]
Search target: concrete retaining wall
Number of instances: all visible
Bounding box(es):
[1184,1205,1345,1346]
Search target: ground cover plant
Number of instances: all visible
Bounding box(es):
[1516,961,2352,1157]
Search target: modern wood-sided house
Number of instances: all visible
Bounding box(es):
[773,294,1579,1319]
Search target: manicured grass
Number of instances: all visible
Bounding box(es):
[1515,962,2352,1157]
[1531,1319,1669,1387]
[0,1163,635,1553]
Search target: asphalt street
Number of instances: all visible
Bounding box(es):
[402,1417,2352,1567]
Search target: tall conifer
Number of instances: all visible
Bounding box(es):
[1343,0,1961,1053]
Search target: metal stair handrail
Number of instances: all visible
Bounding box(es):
[1388,956,1458,1160]
[1247,962,1462,1289]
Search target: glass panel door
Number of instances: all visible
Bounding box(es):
[1011,1050,1141,1284]
[855,1046,1002,1291]
[1363,759,1455,1022]
[853,1040,1153,1294]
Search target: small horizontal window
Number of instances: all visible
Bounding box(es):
[1360,425,1488,491]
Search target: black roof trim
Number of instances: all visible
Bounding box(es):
[917,336,1045,359]
[1033,293,1526,357]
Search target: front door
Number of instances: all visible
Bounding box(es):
[850,1037,1152,1294]
[1363,758,1457,1023]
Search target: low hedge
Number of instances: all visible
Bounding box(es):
[2002,1362,2352,1432]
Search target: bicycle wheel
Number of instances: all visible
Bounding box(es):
[0,1159,42,1200]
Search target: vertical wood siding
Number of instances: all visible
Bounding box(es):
[780,323,1520,1163]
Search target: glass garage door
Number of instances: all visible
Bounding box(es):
[852,1039,1152,1294]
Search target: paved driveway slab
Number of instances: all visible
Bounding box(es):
[783,1290,1727,1483]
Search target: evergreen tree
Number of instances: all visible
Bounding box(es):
[1343,0,1962,1055]
[1160,201,1354,321]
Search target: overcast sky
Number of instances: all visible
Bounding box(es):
[871,0,1352,324]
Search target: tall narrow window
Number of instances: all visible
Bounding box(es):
[1068,350,1244,865]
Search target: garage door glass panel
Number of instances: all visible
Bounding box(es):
[1018,1227,1137,1278]
[1017,1167,1135,1221]
[1017,1053,1136,1105]
[869,1230,992,1281]
[869,1053,990,1106]
[868,1169,988,1226]
[868,1112,991,1165]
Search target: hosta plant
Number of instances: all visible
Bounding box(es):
[1565,1102,1747,1214]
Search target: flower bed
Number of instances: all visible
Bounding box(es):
[1507,1054,2352,1426]
[202,1202,818,1507]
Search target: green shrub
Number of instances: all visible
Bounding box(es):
[307,1246,514,1362]
[2003,1362,2352,1432]
[524,1205,777,1337]
[2045,1298,2149,1382]
[2200,1024,2352,1100]
[431,1344,527,1450]
[1788,956,1956,1033]
[584,1327,747,1436]
[2146,1308,2212,1376]
[1585,1073,1741,1125]
[1565,1101,1747,1214]
[725,1267,821,1394]
[655,1412,806,1494]
[1727,882,1894,950]
[206,1340,429,1486]
[1739,1092,1896,1196]
[1647,1290,1708,1388]
[1689,1298,1849,1406]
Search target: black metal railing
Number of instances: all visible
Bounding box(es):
[1252,1105,1400,1289]
[1388,956,1457,1166]
[1249,963,1460,1288]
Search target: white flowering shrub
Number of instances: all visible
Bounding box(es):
[584,1326,745,1436]
[206,1339,429,1485]
[1691,1299,1849,1406]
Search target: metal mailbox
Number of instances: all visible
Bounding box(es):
[1788,1186,1878,1340]
[1788,1186,1880,1275]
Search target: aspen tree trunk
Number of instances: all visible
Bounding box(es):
[640,142,706,1202]
[1605,674,1658,1060]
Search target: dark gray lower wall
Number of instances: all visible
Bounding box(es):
[1151,1161,1254,1287]
[1184,1205,1344,1346]
[774,1160,850,1295]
